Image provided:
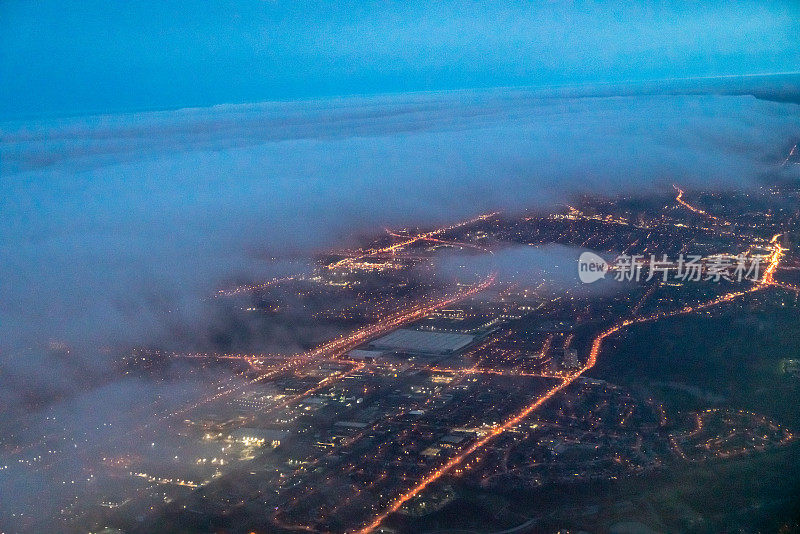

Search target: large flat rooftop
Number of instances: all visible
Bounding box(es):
[369,328,475,355]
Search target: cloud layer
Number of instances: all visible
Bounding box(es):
[2,89,799,355]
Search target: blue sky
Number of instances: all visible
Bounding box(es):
[2,0,799,119]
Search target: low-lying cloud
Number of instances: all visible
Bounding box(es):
[436,244,626,297]
[1,87,799,394]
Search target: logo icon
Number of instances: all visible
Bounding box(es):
[578,252,608,284]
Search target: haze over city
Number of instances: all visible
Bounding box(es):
[2,2,800,533]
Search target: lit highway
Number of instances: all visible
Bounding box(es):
[328,212,499,270]
[673,184,723,223]
[146,271,497,428]
[353,230,791,533]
